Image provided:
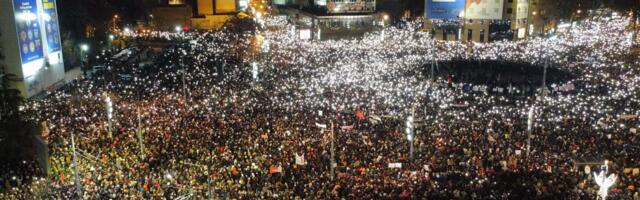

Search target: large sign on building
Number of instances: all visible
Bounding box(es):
[42,0,61,53]
[516,0,528,20]
[326,0,375,14]
[425,0,466,20]
[1,0,64,97]
[13,0,44,63]
[464,0,504,19]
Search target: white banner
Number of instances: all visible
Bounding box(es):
[340,125,354,131]
[295,153,306,165]
[388,163,402,168]
[315,123,327,129]
[464,0,504,20]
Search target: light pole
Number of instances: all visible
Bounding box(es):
[80,44,89,77]
[406,115,414,161]
[316,121,333,180]
[330,121,335,181]
[542,57,548,99]
[136,108,145,159]
[593,160,617,200]
[526,106,535,157]
[70,132,83,198]
[252,62,259,81]
[104,94,114,138]
[431,33,437,81]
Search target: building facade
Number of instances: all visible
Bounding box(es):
[424,0,533,42]
[152,4,194,31]
[274,0,386,40]
[192,0,247,30]
[0,0,65,97]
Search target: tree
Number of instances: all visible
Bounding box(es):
[0,72,44,185]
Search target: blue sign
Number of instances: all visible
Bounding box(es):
[13,0,44,63]
[43,0,61,53]
[425,0,466,20]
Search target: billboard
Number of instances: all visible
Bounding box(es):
[13,0,44,64]
[425,0,466,20]
[42,0,61,53]
[464,0,504,19]
[516,0,528,20]
[327,0,376,14]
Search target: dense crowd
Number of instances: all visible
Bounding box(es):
[1,11,639,199]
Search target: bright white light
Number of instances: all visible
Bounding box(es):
[123,27,131,33]
[252,62,259,80]
[80,44,89,51]
[175,26,182,32]
[593,162,617,200]
[109,35,115,40]
[405,116,414,138]
[527,106,535,131]
[41,13,51,21]
[17,12,37,21]
[383,14,389,21]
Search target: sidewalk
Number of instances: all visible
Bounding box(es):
[64,66,83,83]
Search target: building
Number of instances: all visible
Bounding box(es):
[424,0,532,42]
[0,0,65,98]
[152,4,194,31]
[191,0,248,29]
[274,0,386,40]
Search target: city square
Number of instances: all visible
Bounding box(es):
[0,0,639,199]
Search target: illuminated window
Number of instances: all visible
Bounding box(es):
[169,0,184,5]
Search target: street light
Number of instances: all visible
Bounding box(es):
[104,94,114,138]
[252,62,259,81]
[175,26,182,32]
[406,116,414,161]
[526,106,535,157]
[80,44,89,76]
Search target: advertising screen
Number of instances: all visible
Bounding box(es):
[13,0,44,64]
[42,0,61,53]
[516,0,528,20]
[327,0,376,14]
[464,0,504,20]
[425,0,465,20]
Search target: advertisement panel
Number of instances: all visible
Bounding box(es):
[425,0,466,20]
[13,0,44,64]
[464,0,504,19]
[42,0,61,53]
[327,0,376,14]
[516,0,528,20]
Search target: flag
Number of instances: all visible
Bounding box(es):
[355,111,365,120]
[269,165,282,174]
